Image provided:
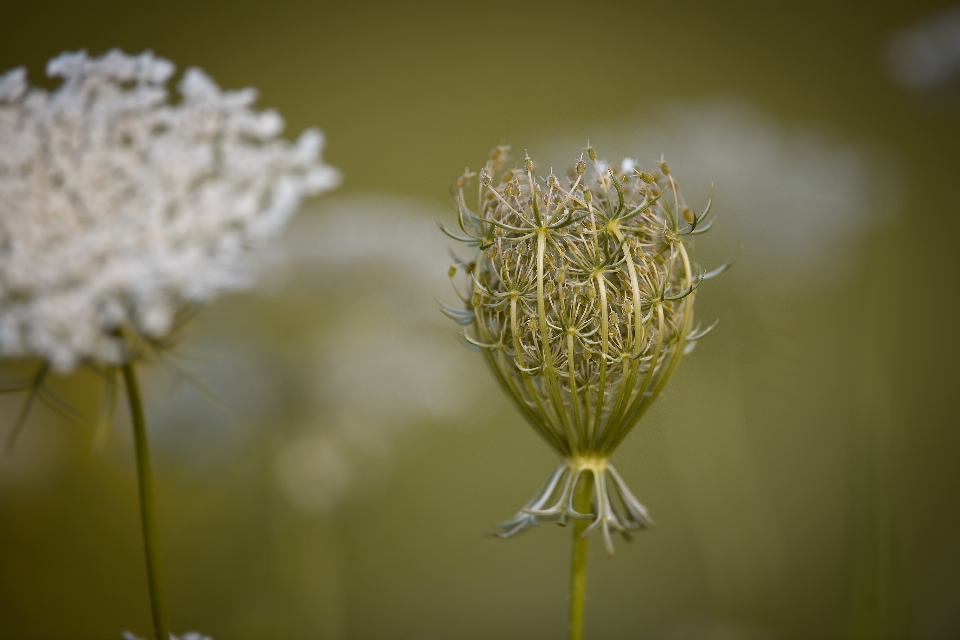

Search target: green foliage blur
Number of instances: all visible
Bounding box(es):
[1,1,959,639]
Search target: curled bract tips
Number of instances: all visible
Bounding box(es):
[442,145,725,552]
[494,459,653,557]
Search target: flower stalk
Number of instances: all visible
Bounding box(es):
[569,470,594,640]
[122,362,170,640]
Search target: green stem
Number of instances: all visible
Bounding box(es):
[122,362,170,640]
[569,471,595,640]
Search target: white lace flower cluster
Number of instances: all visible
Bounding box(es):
[0,50,340,372]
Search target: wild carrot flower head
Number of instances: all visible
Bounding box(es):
[442,146,724,553]
[0,50,340,373]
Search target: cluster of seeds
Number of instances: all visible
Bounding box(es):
[442,146,723,550]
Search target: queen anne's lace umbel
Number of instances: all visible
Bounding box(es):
[443,147,724,554]
[0,50,340,372]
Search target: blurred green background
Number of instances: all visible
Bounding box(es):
[2,1,959,638]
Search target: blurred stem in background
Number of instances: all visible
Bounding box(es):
[265,430,346,640]
[846,228,910,639]
[569,472,595,640]
[122,362,170,640]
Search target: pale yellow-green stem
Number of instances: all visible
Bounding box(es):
[537,229,579,450]
[567,332,585,442]
[569,471,595,640]
[602,226,644,438]
[593,274,610,442]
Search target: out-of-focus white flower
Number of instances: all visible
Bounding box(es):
[888,5,960,90]
[144,195,490,512]
[123,632,212,640]
[0,50,340,372]
[268,198,490,512]
[539,99,899,288]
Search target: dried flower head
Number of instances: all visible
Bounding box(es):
[0,50,340,373]
[442,146,725,554]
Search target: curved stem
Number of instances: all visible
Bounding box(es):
[537,229,578,451]
[569,471,595,640]
[122,362,170,640]
[592,274,609,446]
[604,228,643,435]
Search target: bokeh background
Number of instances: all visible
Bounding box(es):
[2,1,959,638]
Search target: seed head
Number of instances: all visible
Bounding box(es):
[440,146,726,553]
